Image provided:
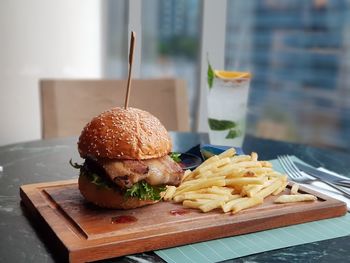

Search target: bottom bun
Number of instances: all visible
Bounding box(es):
[78,175,158,209]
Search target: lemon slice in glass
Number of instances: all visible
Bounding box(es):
[214,70,252,80]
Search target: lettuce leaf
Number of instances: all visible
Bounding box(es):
[125,181,165,201]
[170,152,181,163]
[72,160,166,200]
[80,168,112,188]
[69,159,83,169]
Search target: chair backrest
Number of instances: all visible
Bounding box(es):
[40,78,189,139]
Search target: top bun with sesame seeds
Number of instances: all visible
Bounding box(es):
[78,107,172,160]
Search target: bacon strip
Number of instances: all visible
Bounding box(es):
[100,155,183,189]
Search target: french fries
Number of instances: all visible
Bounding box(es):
[222,197,247,213]
[242,184,263,197]
[163,186,176,201]
[226,177,267,186]
[273,183,317,203]
[255,179,282,199]
[183,200,208,209]
[251,152,258,162]
[219,147,236,159]
[230,155,251,163]
[174,177,226,196]
[163,148,292,214]
[163,147,317,213]
[231,196,264,214]
[199,200,225,212]
[290,183,300,195]
[274,194,317,203]
[181,169,192,182]
[272,181,289,196]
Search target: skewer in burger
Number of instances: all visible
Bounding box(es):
[72,107,184,209]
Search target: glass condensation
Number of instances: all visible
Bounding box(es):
[207,77,251,147]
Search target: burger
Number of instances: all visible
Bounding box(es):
[72,107,184,209]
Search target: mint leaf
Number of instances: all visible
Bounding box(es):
[208,118,236,131]
[207,62,214,90]
[226,129,242,139]
[170,152,181,163]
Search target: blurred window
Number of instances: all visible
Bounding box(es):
[104,0,128,78]
[226,0,350,151]
[141,0,202,129]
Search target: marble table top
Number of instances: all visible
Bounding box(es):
[0,132,349,262]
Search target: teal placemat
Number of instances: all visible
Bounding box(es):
[155,157,350,263]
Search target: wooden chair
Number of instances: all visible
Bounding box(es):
[40,78,189,139]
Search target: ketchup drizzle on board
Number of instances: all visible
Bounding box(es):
[169,209,190,216]
[111,215,137,224]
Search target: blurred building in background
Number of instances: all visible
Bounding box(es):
[158,0,199,41]
[141,0,201,129]
[226,0,350,151]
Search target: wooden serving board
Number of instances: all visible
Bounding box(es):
[20,179,346,263]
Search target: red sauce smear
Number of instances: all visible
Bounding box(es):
[111,215,137,224]
[169,209,190,216]
[178,162,186,168]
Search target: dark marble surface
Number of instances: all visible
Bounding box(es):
[0,133,349,263]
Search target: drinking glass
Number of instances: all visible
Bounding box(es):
[207,72,251,147]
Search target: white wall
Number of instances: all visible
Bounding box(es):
[0,0,102,146]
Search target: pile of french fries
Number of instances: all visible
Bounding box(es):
[163,148,316,214]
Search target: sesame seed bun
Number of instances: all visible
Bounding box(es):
[78,174,157,209]
[78,107,172,160]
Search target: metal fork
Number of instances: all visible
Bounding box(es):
[278,155,350,198]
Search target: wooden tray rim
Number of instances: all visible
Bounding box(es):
[20,179,347,263]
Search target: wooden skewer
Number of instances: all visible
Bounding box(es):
[124,31,136,109]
